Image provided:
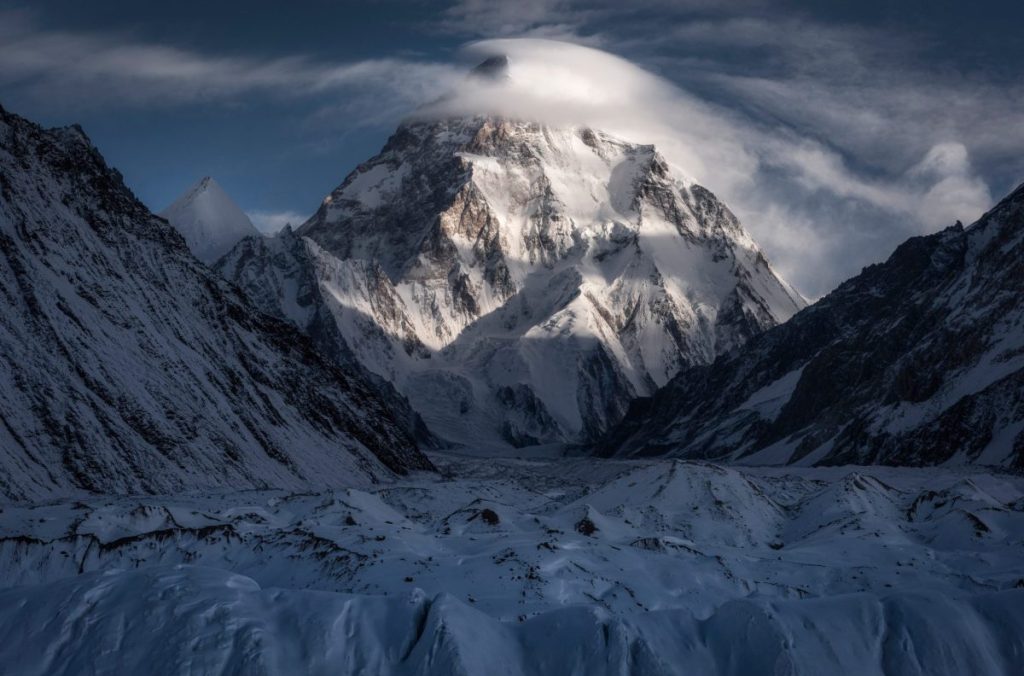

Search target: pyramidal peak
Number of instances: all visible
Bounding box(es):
[221,110,806,451]
[176,175,229,207]
[160,176,261,264]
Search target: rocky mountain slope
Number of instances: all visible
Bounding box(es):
[160,176,261,264]
[220,59,804,449]
[601,182,1024,467]
[0,104,433,502]
[214,226,437,447]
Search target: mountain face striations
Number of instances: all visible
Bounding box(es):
[221,69,804,448]
[600,182,1024,467]
[0,105,433,502]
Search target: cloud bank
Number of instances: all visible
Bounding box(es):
[0,11,461,113]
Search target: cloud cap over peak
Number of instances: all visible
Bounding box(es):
[408,38,993,298]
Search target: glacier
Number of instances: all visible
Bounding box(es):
[0,456,1022,675]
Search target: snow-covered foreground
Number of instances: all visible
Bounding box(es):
[1,455,1023,675]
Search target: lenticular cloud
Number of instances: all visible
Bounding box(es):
[418,38,753,190]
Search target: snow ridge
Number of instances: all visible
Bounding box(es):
[1,456,1023,675]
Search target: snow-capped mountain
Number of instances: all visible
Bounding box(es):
[220,58,805,448]
[160,176,261,263]
[601,182,1024,467]
[0,104,433,502]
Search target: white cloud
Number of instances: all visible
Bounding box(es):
[410,38,994,296]
[438,0,583,38]
[437,0,767,38]
[0,12,462,108]
[426,4,1022,294]
[2,9,1014,298]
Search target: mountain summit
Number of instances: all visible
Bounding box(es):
[222,103,805,449]
[160,176,260,264]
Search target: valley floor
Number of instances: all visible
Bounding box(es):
[1,454,1022,675]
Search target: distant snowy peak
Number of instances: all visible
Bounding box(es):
[160,176,260,264]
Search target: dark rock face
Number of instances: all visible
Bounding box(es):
[601,184,1024,467]
[470,55,511,81]
[0,105,434,502]
[300,120,475,286]
[478,508,500,526]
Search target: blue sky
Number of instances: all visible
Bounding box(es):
[1,0,1022,297]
